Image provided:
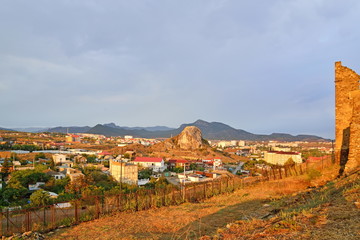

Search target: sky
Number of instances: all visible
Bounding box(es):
[1,0,360,139]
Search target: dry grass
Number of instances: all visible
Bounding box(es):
[47,166,331,240]
[203,167,360,240]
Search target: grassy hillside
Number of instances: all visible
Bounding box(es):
[45,164,355,240]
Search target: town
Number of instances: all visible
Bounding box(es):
[0,128,332,210]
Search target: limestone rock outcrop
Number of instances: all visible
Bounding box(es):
[173,126,205,150]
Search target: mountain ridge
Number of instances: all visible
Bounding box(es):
[38,119,328,141]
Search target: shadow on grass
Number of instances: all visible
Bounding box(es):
[158,198,270,240]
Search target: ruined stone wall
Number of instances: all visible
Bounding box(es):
[347,91,360,172]
[335,61,360,174]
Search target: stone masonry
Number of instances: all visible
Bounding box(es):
[335,61,360,174]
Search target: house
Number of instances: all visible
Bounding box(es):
[74,155,87,164]
[168,159,189,169]
[109,160,138,185]
[59,167,84,182]
[133,157,166,172]
[53,154,66,164]
[28,182,45,191]
[44,169,66,180]
[65,134,81,143]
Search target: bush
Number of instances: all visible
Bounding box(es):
[307,168,322,181]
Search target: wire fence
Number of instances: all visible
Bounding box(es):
[0,157,333,236]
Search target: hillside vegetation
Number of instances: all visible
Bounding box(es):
[45,164,358,240]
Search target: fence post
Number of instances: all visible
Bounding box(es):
[51,205,56,229]
[219,179,222,194]
[193,184,197,202]
[74,201,79,224]
[95,197,100,219]
[0,212,3,236]
[172,188,176,205]
[284,166,288,178]
[299,165,303,175]
[226,178,229,192]
[272,168,276,180]
[211,181,214,196]
[6,209,10,234]
[293,165,298,175]
[135,192,139,211]
[203,183,207,199]
[26,210,31,232]
[278,168,282,179]
[163,188,166,206]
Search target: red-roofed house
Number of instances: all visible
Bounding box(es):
[66,134,81,143]
[133,157,166,172]
[307,156,329,163]
[98,151,111,156]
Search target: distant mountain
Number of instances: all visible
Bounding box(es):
[0,127,15,131]
[42,126,91,134]
[84,120,328,141]
[103,123,175,132]
[12,127,48,133]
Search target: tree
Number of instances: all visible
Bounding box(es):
[138,168,153,179]
[1,187,28,206]
[7,169,50,188]
[1,158,12,178]
[49,159,56,170]
[34,152,46,160]
[29,190,51,207]
[86,154,97,163]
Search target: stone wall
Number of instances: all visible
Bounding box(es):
[347,91,360,172]
[335,61,360,174]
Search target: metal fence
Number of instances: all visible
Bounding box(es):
[0,158,333,236]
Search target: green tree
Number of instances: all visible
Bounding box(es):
[7,169,50,188]
[86,154,97,163]
[34,152,46,160]
[0,187,28,206]
[1,158,12,178]
[29,189,51,207]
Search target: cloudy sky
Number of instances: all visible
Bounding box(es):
[1,0,359,138]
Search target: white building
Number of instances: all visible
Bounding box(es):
[133,157,166,172]
[263,151,302,165]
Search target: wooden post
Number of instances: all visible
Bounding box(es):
[172,188,176,205]
[299,165,303,175]
[163,188,166,206]
[26,210,31,232]
[212,181,214,196]
[0,212,3,236]
[278,167,282,179]
[95,197,100,219]
[293,165,298,175]
[135,192,139,211]
[272,168,276,180]
[226,178,229,192]
[203,183,207,199]
[74,201,79,224]
[284,166,288,178]
[51,205,56,229]
[219,179,222,193]
[193,184,197,202]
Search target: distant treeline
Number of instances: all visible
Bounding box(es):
[0,144,42,152]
